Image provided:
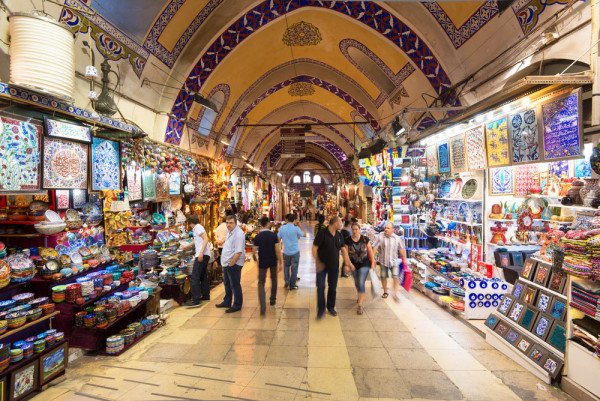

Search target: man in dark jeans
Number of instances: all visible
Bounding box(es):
[313,216,353,319]
[184,215,211,307]
[215,215,245,313]
[253,217,283,314]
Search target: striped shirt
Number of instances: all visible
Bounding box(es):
[372,232,405,268]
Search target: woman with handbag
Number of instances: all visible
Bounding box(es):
[345,223,376,315]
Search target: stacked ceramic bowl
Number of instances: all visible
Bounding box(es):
[0,320,7,335]
[51,286,67,303]
[120,329,135,346]
[9,348,22,364]
[0,344,9,372]
[84,314,96,328]
[13,292,34,305]
[25,308,42,322]
[147,314,160,327]
[141,319,152,333]
[7,255,35,283]
[21,343,33,359]
[29,297,48,309]
[28,201,48,222]
[0,260,10,289]
[65,283,82,303]
[80,280,94,297]
[40,303,55,315]
[33,339,45,354]
[6,312,26,329]
[34,210,66,235]
[106,335,124,354]
[65,209,82,230]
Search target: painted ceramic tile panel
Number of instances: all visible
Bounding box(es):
[155,173,169,200]
[169,172,181,195]
[91,137,120,191]
[450,134,466,173]
[485,117,510,167]
[515,164,538,196]
[490,166,514,195]
[542,92,582,160]
[43,137,88,189]
[56,190,70,209]
[575,158,592,178]
[426,145,439,175]
[13,363,35,398]
[142,169,156,201]
[0,113,42,192]
[464,125,486,170]
[437,139,451,173]
[126,166,142,201]
[549,161,569,180]
[73,190,86,209]
[45,117,91,142]
[511,109,540,163]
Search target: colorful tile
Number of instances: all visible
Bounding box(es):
[42,137,88,189]
[91,137,120,191]
[464,125,486,170]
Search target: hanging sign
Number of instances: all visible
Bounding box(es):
[280,128,305,158]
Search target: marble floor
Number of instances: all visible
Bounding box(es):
[33,223,575,401]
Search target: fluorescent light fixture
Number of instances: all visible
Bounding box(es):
[245,163,254,169]
[241,155,247,160]
[522,97,530,107]
[220,138,229,145]
[277,172,282,176]
[193,94,218,113]
[476,114,484,123]
[503,104,511,113]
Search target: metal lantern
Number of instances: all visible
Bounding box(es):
[9,13,75,101]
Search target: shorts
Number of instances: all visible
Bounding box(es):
[379,264,399,279]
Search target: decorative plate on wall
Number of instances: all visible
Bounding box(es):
[462,179,478,199]
[437,180,453,198]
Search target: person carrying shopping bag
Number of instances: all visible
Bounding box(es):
[345,223,376,315]
[371,222,407,302]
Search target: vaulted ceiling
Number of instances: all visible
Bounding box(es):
[55,0,577,180]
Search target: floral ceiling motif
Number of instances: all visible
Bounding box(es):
[288,82,315,97]
[282,21,322,46]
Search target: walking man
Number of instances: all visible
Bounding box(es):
[372,222,407,302]
[278,213,306,290]
[216,215,245,313]
[253,217,283,314]
[185,215,211,308]
[313,216,353,318]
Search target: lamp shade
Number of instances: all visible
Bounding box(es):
[9,13,75,101]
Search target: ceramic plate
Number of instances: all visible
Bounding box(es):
[70,252,83,265]
[45,260,60,272]
[79,247,91,258]
[65,209,79,221]
[83,202,101,216]
[44,210,62,223]
[59,254,71,266]
[591,147,600,175]
[462,179,477,199]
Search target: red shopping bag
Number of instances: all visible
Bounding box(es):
[401,260,412,292]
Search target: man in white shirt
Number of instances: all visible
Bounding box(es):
[371,222,407,302]
[185,215,211,308]
[215,215,246,313]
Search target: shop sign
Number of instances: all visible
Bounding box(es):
[281,127,305,158]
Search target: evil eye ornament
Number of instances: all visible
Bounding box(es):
[484,301,491,308]
[492,282,499,290]
[480,281,488,289]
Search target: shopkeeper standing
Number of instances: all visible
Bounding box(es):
[216,215,245,313]
[185,215,211,308]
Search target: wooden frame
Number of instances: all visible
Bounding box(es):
[485,314,501,330]
[533,263,551,287]
[511,252,524,266]
[39,342,68,385]
[532,313,554,342]
[54,190,70,210]
[535,291,553,314]
[497,294,515,316]
[516,335,534,355]
[541,87,583,162]
[540,352,564,379]
[522,286,539,306]
[549,297,567,321]
[508,300,526,323]
[521,258,537,281]
[512,281,526,299]
[494,319,510,337]
[518,304,540,332]
[546,320,566,354]
[9,359,38,401]
[41,136,88,190]
[527,343,549,366]
[548,271,567,294]
[505,327,520,345]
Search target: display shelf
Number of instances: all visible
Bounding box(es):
[439,218,483,227]
[28,260,115,298]
[0,311,59,342]
[435,198,483,203]
[97,325,159,356]
[488,218,516,222]
[486,243,541,251]
[565,340,600,398]
[0,233,40,238]
[538,219,572,224]
[548,204,598,211]
[519,277,567,301]
[151,223,185,232]
[486,327,551,384]
[0,340,67,381]
[569,304,600,324]
[0,221,36,225]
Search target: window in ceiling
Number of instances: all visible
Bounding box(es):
[303,171,311,183]
[293,175,301,183]
[197,91,224,137]
[352,112,374,139]
[344,43,395,95]
[313,174,322,184]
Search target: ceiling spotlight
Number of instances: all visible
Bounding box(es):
[277,172,282,176]
[220,138,229,145]
[245,163,254,169]
[193,94,218,113]
[476,114,484,123]
[391,117,402,135]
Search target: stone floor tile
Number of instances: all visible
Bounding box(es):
[223,344,270,365]
[493,371,575,401]
[470,349,527,372]
[399,369,463,400]
[372,318,410,332]
[212,317,250,330]
[198,328,240,345]
[235,329,276,345]
[447,331,492,350]
[304,368,359,401]
[281,308,310,319]
[377,331,423,349]
[137,343,193,362]
[272,330,309,347]
[343,330,384,347]
[178,344,231,363]
[245,317,280,330]
[179,316,220,330]
[346,346,395,369]
[278,318,310,331]
[339,317,375,332]
[157,328,207,344]
[445,370,522,401]
[389,348,442,370]
[307,346,351,368]
[352,368,411,399]
[308,329,345,347]
[246,365,307,390]
[264,345,308,367]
